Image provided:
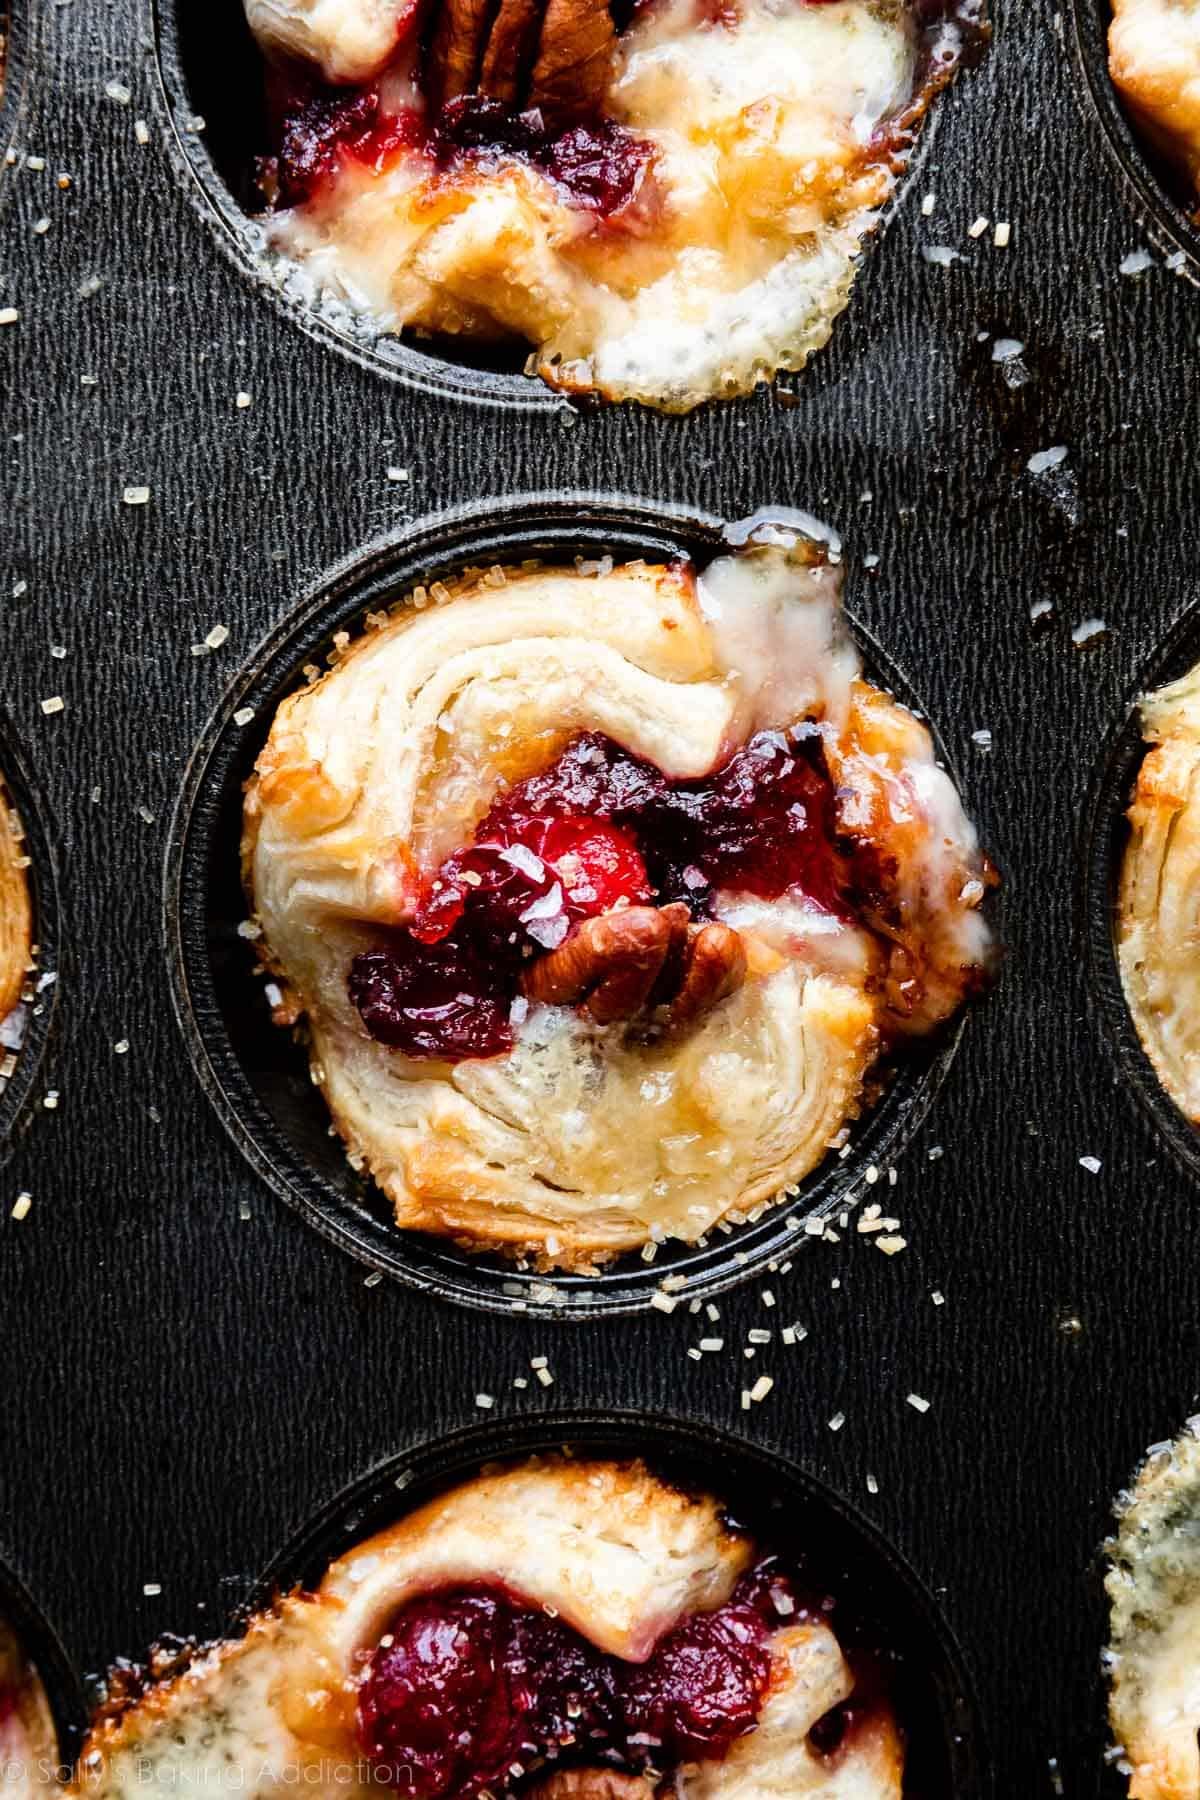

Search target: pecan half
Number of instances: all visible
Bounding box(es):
[429,0,616,121]
[521,901,747,1030]
[664,919,747,1030]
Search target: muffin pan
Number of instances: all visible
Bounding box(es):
[11,0,1200,1793]
[245,1415,988,1794]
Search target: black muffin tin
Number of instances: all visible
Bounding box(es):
[5,0,1200,1791]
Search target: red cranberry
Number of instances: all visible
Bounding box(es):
[350,726,852,1063]
[360,1591,506,1798]
[348,936,514,1061]
[621,1594,772,1762]
[359,1589,616,1800]
[265,67,426,206]
[434,99,658,223]
[415,813,652,951]
[359,1565,800,1798]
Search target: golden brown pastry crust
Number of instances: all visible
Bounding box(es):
[1107,1421,1200,1800]
[0,784,33,1026]
[1110,0,1200,197]
[70,1457,902,1800]
[1118,664,1200,1122]
[244,547,988,1271]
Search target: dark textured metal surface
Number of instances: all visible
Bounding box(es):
[2,0,1198,1791]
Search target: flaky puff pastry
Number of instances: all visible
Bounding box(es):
[1110,0,1200,197]
[245,540,990,1272]
[69,1458,901,1800]
[1119,665,1200,1121]
[0,1617,60,1799]
[0,785,33,1027]
[1108,1422,1200,1799]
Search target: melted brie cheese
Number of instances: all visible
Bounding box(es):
[266,0,923,408]
[246,0,414,83]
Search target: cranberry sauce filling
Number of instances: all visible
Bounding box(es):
[436,99,658,222]
[358,1560,797,1799]
[348,725,857,1061]
[259,54,656,220]
[262,66,425,206]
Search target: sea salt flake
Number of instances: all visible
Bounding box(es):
[1027,445,1068,475]
[1079,1154,1102,1174]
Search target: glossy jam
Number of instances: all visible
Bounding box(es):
[349,726,853,1061]
[438,100,658,222]
[359,1561,795,1799]
[265,69,425,206]
[264,71,657,221]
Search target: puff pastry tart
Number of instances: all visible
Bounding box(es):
[0,785,33,1052]
[1110,0,1200,199]
[241,0,983,409]
[244,534,993,1271]
[1107,1420,1200,1799]
[0,1613,60,1799]
[69,1457,904,1800]
[1118,664,1200,1122]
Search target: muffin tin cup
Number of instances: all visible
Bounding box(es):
[165,492,975,1320]
[1067,0,1200,277]
[241,1410,991,1797]
[151,0,576,411]
[150,0,957,411]
[1083,599,1200,1186]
